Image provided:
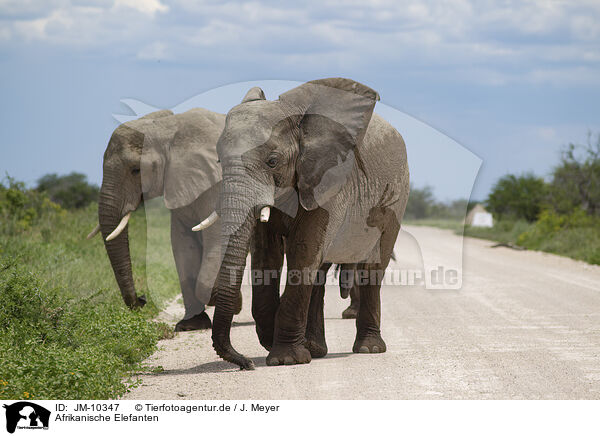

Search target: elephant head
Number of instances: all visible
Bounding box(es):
[194,78,379,368]
[90,108,223,308]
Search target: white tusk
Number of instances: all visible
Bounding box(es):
[259,206,270,222]
[192,211,219,232]
[86,223,101,240]
[106,212,131,241]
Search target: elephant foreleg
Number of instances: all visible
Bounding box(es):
[251,222,284,351]
[171,211,211,330]
[266,208,329,366]
[304,263,331,358]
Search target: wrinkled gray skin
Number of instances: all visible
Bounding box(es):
[98,108,225,321]
[208,78,409,369]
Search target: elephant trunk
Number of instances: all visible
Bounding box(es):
[211,166,273,369]
[98,183,145,309]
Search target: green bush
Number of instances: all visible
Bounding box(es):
[486,173,548,222]
[405,185,435,219]
[415,132,600,266]
[517,209,600,264]
[0,177,180,400]
[405,185,472,220]
[0,177,64,232]
[0,262,165,399]
[36,172,99,210]
[464,218,532,244]
[549,133,600,216]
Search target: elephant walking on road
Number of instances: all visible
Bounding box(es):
[194,78,409,368]
[88,108,238,330]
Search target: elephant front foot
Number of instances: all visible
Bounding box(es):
[266,343,312,366]
[352,334,387,354]
[342,304,359,319]
[304,337,328,358]
[175,312,212,332]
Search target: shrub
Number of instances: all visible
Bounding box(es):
[36,172,99,210]
[405,185,435,219]
[486,173,548,222]
[463,218,532,244]
[517,209,600,265]
[0,177,178,400]
[549,133,600,216]
[0,177,64,232]
[0,263,162,399]
[405,185,471,220]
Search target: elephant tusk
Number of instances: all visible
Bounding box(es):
[106,212,131,241]
[192,211,219,232]
[86,223,101,240]
[259,206,270,222]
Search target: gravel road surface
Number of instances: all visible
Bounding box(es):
[124,225,600,399]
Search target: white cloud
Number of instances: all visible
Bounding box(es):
[113,0,168,16]
[2,0,600,86]
[0,0,64,17]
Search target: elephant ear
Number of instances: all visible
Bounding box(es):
[279,78,379,210]
[163,109,224,209]
[137,110,175,196]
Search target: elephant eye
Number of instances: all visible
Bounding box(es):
[131,168,140,175]
[266,155,279,168]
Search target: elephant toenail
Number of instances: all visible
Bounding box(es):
[283,356,295,365]
[358,346,369,353]
[372,346,379,353]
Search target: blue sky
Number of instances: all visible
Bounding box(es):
[1,0,599,201]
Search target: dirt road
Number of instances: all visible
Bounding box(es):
[124,226,600,399]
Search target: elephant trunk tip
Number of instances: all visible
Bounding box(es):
[212,336,255,370]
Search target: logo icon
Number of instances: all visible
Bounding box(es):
[2,402,50,434]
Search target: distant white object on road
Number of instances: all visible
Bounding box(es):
[466,204,494,228]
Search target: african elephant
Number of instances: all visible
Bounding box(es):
[194,78,409,368]
[88,108,233,330]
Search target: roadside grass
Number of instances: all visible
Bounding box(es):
[408,211,600,266]
[463,219,533,245]
[404,218,465,232]
[516,210,600,265]
[0,199,180,400]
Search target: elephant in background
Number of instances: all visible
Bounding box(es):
[337,251,397,319]
[195,78,409,368]
[88,108,237,330]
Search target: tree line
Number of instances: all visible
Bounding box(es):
[406,132,600,223]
